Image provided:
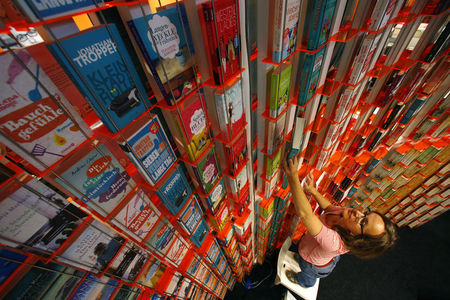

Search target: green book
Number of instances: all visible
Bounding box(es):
[266,147,282,180]
[269,64,292,118]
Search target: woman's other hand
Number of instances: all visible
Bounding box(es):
[304,173,316,194]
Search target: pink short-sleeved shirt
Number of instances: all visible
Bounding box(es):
[299,206,349,266]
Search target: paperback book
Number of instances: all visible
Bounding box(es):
[0,49,90,171]
[57,220,126,273]
[120,114,177,186]
[0,249,27,285]
[272,0,300,62]
[145,219,176,256]
[125,3,198,104]
[224,129,248,174]
[47,24,150,133]
[297,46,326,106]
[42,267,85,300]
[193,146,221,194]
[191,219,209,247]
[177,195,203,235]
[111,189,160,242]
[55,143,134,218]
[269,63,292,118]
[70,273,119,300]
[214,77,245,141]
[204,178,227,213]
[266,112,286,155]
[105,243,149,283]
[155,164,192,215]
[165,235,189,267]
[136,256,166,289]
[200,0,241,85]
[0,178,87,257]
[227,164,248,198]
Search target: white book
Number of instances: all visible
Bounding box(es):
[272,0,287,61]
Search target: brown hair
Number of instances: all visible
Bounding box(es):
[333,211,399,259]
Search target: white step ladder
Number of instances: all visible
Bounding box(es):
[276,237,320,300]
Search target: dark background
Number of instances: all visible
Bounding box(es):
[225,211,450,300]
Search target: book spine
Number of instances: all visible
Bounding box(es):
[214,92,230,140]
[307,0,325,51]
[270,70,280,118]
[368,0,389,31]
[378,0,397,31]
[334,88,353,122]
[306,47,325,101]
[272,0,287,63]
[348,34,372,85]
[267,120,276,155]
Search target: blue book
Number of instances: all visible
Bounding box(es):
[400,98,426,125]
[317,0,336,48]
[307,0,326,50]
[126,4,197,105]
[191,219,209,247]
[70,273,119,300]
[155,165,192,215]
[297,46,325,105]
[47,25,150,133]
[0,249,27,285]
[17,0,101,21]
[121,114,176,185]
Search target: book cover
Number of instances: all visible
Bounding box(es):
[270,64,292,118]
[42,267,85,300]
[0,249,27,285]
[145,219,176,256]
[106,243,149,283]
[286,117,305,162]
[266,147,282,180]
[16,0,100,22]
[266,112,286,155]
[177,195,203,235]
[193,146,221,194]
[224,129,248,174]
[47,25,150,133]
[136,256,166,289]
[228,164,248,198]
[112,285,141,300]
[111,189,160,242]
[205,178,226,213]
[165,272,184,296]
[165,235,189,267]
[122,114,176,185]
[176,278,192,299]
[155,164,192,215]
[307,0,326,50]
[280,0,300,61]
[317,0,336,48]
[0,178,87,256]
[0,49,89,171]
[298,46,325,105]
[126,3,197,104]
[70,273,119,300]
[55,143,134,218]
[200,0,241,85]
[58,220,126,273]
[174,92,211,161]
[5,261,64,299]
[214,78,245,140]
[191,219,209,247]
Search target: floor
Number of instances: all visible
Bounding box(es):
[225,211,450,300]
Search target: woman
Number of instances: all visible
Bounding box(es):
[282,157,398,288]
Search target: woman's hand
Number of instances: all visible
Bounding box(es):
[304,173,316,194]
[281,156,299,182]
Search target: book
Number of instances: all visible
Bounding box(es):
[191,219,209,247]
[171,91,211,161]
[286,116,306,162]
[177,195,203,235]
[348,32,383,85]
[106,243,149,282]
[15,0,100,22]
[0,49,91,171]
[55,143,134,218]
[111,189,160,242]
[200,0,241,85]
[155,164,192,215]
[112,285,141,300]
[0,249,27,285]
[120,114,176,186]
[0,178,87,256]
[57,220,126,273]
[135,256,166,289]
[272,0,300,62]
[227,165,248,198]
[214,77,245,141]
[42,267,85,300]
[193,146,221,194]
[204,178,227,213]
[70,273,119,300]
[266,112,286,155]
[297,46,326,106]
[165,234,189,267]
[317,0,337,49]
[224,129,248,174]
[306,0,326,50]
[5,261,65,299]
[266,146,282,180]
[145,219,176,256]
[269,63,292,118]
[124,3,198,104]
[47,24,150,133]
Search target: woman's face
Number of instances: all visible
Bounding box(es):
[339,208,386,236]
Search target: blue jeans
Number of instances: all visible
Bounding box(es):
[295,254,340,288]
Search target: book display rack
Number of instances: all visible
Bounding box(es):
[0,0,448,298]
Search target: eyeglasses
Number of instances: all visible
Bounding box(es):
[358,209,372,236]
